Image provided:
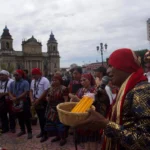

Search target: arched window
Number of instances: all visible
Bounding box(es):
[6,42,9,49]
[53,46,55,51]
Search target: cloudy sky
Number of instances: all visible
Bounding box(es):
[0,0,150,67]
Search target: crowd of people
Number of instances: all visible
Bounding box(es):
[0,48,150,150]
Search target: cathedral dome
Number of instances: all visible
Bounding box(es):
[27,35,37,43]
[1,26,12,39]
[47,32,57,43]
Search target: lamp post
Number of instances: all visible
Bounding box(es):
[96,43,108,66]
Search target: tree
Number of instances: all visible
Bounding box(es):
[134,49,148,67]
[1,63,15,73]
[0,63,7,70]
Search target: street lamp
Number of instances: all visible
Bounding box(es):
[96,43,108,66]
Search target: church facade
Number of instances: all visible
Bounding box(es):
[0,26,60,75]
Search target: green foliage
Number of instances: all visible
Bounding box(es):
[0,63,14,73]
[134,49,148,67]
[0,63,7,70]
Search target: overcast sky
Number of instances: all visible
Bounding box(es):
[0,0,150,67]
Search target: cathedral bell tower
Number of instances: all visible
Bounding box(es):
[47,31,58,53]
[47,32,60,73]
[0,26,13,51]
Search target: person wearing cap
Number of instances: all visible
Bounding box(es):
[76,48,150,150]
[8,69,32,139]
[30,68,50,143]
[72,73,100,149]
[0,70,14,133]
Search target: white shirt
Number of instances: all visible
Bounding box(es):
[30,77,50,99]
[105,85,116,105]
[0,78,14,93]
[145,72,150,83]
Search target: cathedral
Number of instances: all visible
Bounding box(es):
[0,26,60,75]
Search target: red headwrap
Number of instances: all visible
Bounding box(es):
[108,49,147,124]
[16,69,25,78]
[102,48,147,150]
[32,68,42,75]
[81,73,95,86]
[108,48,148,123]
[109,48,140,73]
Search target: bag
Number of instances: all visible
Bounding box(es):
[0,96,7,113]
[12,101,24,113]
[45,105,58,122]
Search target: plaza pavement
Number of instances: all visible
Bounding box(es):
[0,124,81,150]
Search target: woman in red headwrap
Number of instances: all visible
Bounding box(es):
[45,75,69,146]
[69,73,95,101]
[71,73,103,150]
[75,48,150,150]
[76,73,95,98]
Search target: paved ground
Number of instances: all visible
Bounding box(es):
[0,124,79,150]
[0,123,101,150]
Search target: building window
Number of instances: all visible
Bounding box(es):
[6,42,9,49]
[2,42,4,49]
[53,46,55,51]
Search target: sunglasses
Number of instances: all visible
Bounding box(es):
[13,74,19,77]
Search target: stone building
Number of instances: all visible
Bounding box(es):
[0,26,60,75]
[147,18,150,41]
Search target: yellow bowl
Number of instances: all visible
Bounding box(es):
[57,102,95,127]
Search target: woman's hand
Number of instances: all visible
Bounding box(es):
[46,96,49,102]
[30,98,34,103]
[75,109,109,131]
[33,99,39,106]
[11,97,17,103]
[69,93,75,98]
[69,93,80,102]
